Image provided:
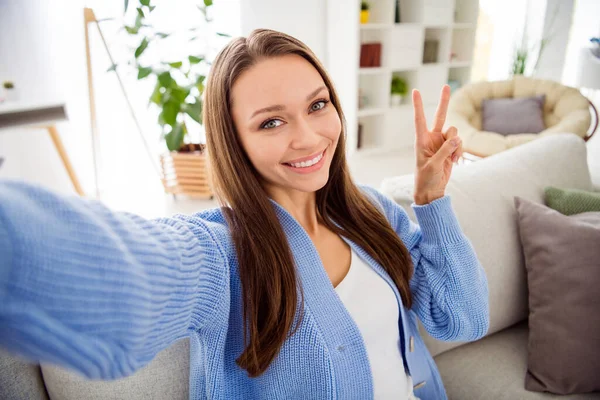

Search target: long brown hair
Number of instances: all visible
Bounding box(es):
[203,29,413,377]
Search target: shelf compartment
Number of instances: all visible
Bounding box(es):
[416,64,449,105]
[451,28,476,65]
[421,0,453,26]
[453,0,479,24]
[389,24,423,70]
[423,27,451,64]
[396,0,423,23]
[448,66,472,93]
[356,114,387,151]
[390,70,418,106]
[360,0,395,25]
[359,73,390,110]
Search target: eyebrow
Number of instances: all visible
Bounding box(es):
[250,86,328,119]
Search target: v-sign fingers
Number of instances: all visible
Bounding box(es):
[412,89,428,144]
[432,85,451,133]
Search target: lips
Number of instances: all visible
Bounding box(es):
[283,148,326,166]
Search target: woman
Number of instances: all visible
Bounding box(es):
[0,29,489,399]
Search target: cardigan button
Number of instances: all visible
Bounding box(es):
[410,336,415,352]
[337,345,345,352]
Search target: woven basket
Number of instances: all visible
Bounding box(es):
[160,149,213,199]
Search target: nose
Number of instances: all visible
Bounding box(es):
[289,116,321,150]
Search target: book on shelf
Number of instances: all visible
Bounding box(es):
[360,43,382,68]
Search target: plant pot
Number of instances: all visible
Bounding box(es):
[360,10,370,24]
[160,144,213,199]
[390,94,404,106]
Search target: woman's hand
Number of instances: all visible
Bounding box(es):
[412,85,463,205]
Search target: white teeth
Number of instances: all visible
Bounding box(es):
[288,151,323,168]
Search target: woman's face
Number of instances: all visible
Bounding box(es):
[231,54,341,197]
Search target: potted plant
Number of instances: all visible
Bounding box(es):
[2,81,17,102]
[117,0,228,198]
[360,1,370,24]
[390,75,408,106]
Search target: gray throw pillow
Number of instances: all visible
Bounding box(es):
[482,95,546,135]
[514,197,600,395]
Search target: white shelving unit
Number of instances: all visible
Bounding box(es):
[326,0,479,155]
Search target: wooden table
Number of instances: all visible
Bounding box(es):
[0,102,84,196]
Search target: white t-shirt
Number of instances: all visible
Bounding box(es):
[334,248,417,400]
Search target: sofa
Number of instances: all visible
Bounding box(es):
[448,76,594,157]
[1,134,599,399]
[381,133,600,399]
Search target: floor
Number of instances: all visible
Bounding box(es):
[99,127,599,219]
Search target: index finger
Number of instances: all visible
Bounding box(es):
[412,89,427,142]
[432,85,451,132]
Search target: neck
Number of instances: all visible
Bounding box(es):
[267,186,320,235]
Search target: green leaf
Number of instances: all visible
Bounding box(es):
[188,55,203,64]
[125,26,139,34]
[140,0,150,6]
[96,17,115,23]
[170,87,189,103]
[204,0,213,6]
[161,100,180,127]
[165,123,185,152]
[150,81,163,105]
[155,32,169,38]
[124,0,129,13]
[216,32,231,38]
[136,7,144,18]
[168,61,183,68]
[184,101,202,124]
[106,63,118,72]
[149,5,156,12]
[137,66,153,79]
[196,75,206,93]
[134,37,149,58]
[135,13,143,28]
[158,71,174,88]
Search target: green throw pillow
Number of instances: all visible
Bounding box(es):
[544,186,600,216]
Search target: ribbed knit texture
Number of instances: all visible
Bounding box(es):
[544,186,600,216]
[0,180,489,400]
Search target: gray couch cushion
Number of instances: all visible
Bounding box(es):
[434,321,600,400]
[482,95,546,135]
[0,348,49,400]
[515,198,600,394]
[41,338,189,400]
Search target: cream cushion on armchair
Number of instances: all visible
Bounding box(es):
[448,76,591,157]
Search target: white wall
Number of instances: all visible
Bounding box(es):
[240,0,327,64]
[562,0,600,86]
[0,0,94,195]
[534,0,574,81]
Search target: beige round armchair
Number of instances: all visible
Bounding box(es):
[448,76,596,157]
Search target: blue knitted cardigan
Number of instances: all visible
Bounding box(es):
[0,180,489,400]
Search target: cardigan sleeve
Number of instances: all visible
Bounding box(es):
[0,180,228,379]
[361,186,489,342]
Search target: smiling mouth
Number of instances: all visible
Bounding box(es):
[282,149,326,168]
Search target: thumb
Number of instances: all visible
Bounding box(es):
[431,135,460,166]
